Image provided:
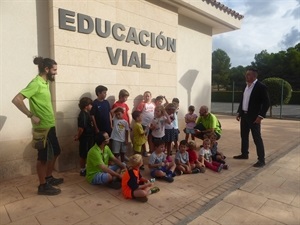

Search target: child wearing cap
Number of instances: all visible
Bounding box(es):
[122,154,160,202]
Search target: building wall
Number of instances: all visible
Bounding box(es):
[0,0,241,181]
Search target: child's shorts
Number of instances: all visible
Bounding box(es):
[111,139,127,154]
[185,128,195,134]
[150,166,168,177]
[164,128,175,142]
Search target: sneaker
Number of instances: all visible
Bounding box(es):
[223,164,229,170]
[192,168,200,174]
[134,196,148,202]
[150,186,160,194]
[107,181,121,189]
[46,176,64,186]
[140,165,145,170]
[199,167,206,173]
[80,170,86,177]
[166,171,176,177]
[218,164,223,172]
[38,183,61,195]
[163,175,174,183]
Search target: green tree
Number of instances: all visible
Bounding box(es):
[228,66,246,91]
[262,77,292,117]
[212,49,231,90]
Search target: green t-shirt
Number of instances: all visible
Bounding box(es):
[20,75,55,129]
[86,144,114,183]
[196,113,222,136]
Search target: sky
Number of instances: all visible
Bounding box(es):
[212,0,300,67]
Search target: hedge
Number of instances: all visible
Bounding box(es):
[212,91,300,105]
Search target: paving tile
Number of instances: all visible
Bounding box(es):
[71,210,126,225]
[259,199,300,225]
[291,194,300,208]
[0,187,23,206]
[0,206,10,225]
[4,216,40,225]
[77,180,103,194]
[75,191,123,216]
[251,183,296,204]
[273,167,300,181]
[216,206,284,225]
[202,201,233,221]
[188,215,221,225]
[254,173,286,187]
[280,179,300,193]
[223,190,267,212]
[36,202,89,225]
[111,201,164,225]
[17,182,39,199]
[47,184,89,206]
[5,195,54,221]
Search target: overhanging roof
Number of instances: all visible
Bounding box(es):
[160,0,244,35]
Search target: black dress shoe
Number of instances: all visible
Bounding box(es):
[253,161,265,168]
[233,154,249,159]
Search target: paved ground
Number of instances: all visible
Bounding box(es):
[0,115,299,225]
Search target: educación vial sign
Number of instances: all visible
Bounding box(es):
[58,8,177,69]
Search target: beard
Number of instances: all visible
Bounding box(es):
[46,71,55,82]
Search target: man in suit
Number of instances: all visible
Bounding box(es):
[233,68,270,167]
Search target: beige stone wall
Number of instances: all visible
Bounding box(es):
[49,0,178,171]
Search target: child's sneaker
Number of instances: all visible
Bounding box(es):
[192,168,200,174]
[223,164,229,170]
[199,167,206,173]
[163,175,174,183]
[218,164,223,172]
[150,186,160,194]
[38,183,61,195]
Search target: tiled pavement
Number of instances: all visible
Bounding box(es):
[0,115,299,225]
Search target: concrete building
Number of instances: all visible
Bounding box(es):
[0,0,243,180]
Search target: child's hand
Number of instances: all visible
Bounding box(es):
[74,135,79,141]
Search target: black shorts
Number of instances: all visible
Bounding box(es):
[79,136,94,159]
[37,127,61,161]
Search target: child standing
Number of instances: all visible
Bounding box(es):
[164,103,176,159]
[150,105,171,144]
[175,140,193,175]
[122,154,160,202]
[110,107,129,162]
[91,85,112,135]
[136,91,155,155]
[74,97,94,176]
[184,105,197,141]
[148,140,175,182]
[199,139,223,172]
[111,89,130,124]
[131,110,147,169]
[187,141,206,173]
[171,98,180,153]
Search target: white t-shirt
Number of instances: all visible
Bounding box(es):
[140,102,155,126]
[199,147,212,162]
[111,117,129,142]
[151,116,167,138]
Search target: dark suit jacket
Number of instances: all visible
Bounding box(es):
[237,81,270,122]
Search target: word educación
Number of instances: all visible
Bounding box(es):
[58,8,177,69]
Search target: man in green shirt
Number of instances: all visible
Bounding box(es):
[194,105,222,140]
[12,56,63,195]
[86,132,126,189]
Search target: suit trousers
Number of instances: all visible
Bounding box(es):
[240,114,265,163]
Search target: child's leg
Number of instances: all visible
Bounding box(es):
[185,133,189,141]
[148,133,154,153]
[204,161,218,172]
[133,188,151,198]
[166,142,172,156]
[191,134,195,141]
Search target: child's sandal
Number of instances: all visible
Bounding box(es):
[150,186,160,194]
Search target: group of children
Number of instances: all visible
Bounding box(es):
[74,85,228,202]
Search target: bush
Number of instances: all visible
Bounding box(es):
[211,91,242,103]
[289,91,300,104]
[262,77,292,106]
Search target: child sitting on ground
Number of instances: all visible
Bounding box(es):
[122,154,160,202]
[199,139,224,172]
[187,140,206,173]
[175,140,197,175]
[210,133,227,166]
[148,140,176,183]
